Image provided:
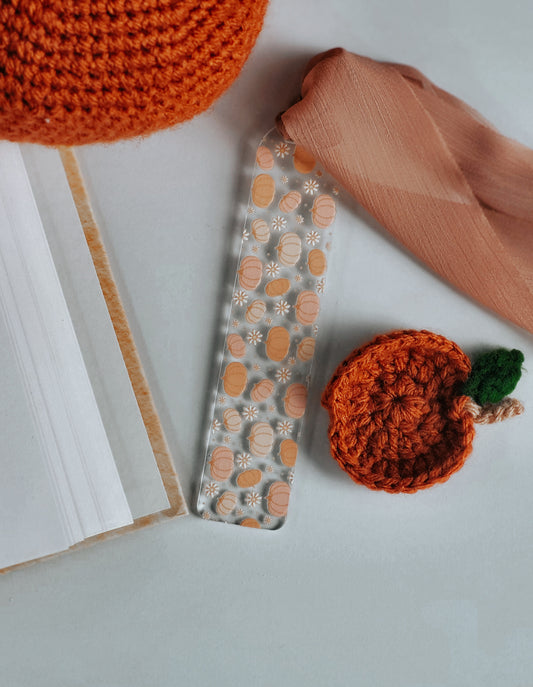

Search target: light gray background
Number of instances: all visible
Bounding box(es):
[2,1,533,685]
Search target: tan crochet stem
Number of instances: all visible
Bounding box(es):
[463,397,524,424]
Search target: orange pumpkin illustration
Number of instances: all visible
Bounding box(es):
[276,232,302,268]
[245,299,266,324]
[216,491,238,516]
[227,333,246,358]
[248,421,274,458]
[307,248,327,276]
[266,326,290,362]
[293,145,316,174]
[256,145,274,171]
[267,481,291,517]
[312,194,336,229]
[251,218,270,243]
[279,438,298,467]
[238,255,263,290]
[209,446,234,481]
[251,173,276,209]
[222,362,247,397]
[297,337,316,362]
[251,378,275,403]
[223,408,242,433]
[284,383,307,419]
[265,278,290,297]
[295,291,320,325]
[236,469,262,488]
[240,518,260,528]
[279,190,302,214]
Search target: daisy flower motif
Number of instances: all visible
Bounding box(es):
[242,405,258,421]
[247,329,262,345]
[265,261,280,277]
[223,435,231,444]
[263,515,272,526]
[242,229,250,241]
[211,419,221,431]
[236,508,244,517]
[232,319,240,328]
[306,230,320,246]
[268,405,276,413]
[265,317,273,326]
[252,363,261,371]
[276,367,291,383]
[218,396,226,405]
[204,482,220,497]
[295,214,304,225]
[233,290,248,306]
[252,245,258,253]
[313,324,319,335]
[294,274,302,282]
[332,187,339,196]
[275,142,290,159]
[245,491,262,508]
[304,179,319,195]
[272,216,287,232]
[274,300,290,316]
[316,278,326,294]
[293,324,300,332]
[288,357,296,366]
[237,452,252,468]
[277,420,293,436]
[287,470,295,485]
[247,206,255,214]
[280,175,289,184]
[202,511,211,520]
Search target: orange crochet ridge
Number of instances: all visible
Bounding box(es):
[321,330,476,493]
[0,0,268,146]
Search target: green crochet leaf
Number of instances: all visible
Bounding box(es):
[462,348,524,405]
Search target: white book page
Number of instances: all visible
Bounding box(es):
[21,145,170,519]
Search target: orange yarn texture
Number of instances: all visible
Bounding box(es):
[0,0,268,146]
[322,330,475,493]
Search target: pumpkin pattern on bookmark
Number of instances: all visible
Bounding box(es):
[197,128,339,529]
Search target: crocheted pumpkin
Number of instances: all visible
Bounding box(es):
[0,0,268,146]
[321,330,524,493]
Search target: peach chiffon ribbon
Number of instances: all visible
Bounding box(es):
[278,48,533,334]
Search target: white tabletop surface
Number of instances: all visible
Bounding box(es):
[2,1,533,685]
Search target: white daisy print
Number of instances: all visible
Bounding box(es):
[304,179,319,195]
[281,175,289,184]
[233,290,248,306]
[242,405,258,421]
[204,482,220,497]
[296,214,304,225]
[266,465,274,473]
[245,491,262,508]
[287,470,295,485]
[277,420,293,436]
[288,357,296,366]
[247,329,262,345]
[313,324,319,334]
[237,452,252,468]
[202,511,211,520]
[252,363,261,371]
[306,231,320,246]
[236,508,244,517]
[276,367,292,383]
[265,261,280,277]
[252,245,258,253]
[275,142,290,158]
[272,216,287,231]
[265,317,273,326]
[263,516,272,525]
[242,229,250,241]
[274,300,290,316]
[232,319,240,328]
[212,419,221,431]
[316,278,326,294]
[218,396,226,405]
[294,274,302,282]
[223,435,231,444]
[247,206,255,214]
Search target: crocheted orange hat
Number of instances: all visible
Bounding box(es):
[0,0,268,146]
[322,330,524,493]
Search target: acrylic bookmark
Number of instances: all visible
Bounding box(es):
[197,128,339,529]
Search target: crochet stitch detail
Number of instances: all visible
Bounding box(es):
[0,0,268,146]
[321,330,475,493]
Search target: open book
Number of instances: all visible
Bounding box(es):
[0,142,186,573]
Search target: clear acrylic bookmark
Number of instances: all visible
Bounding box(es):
[196,128,339,529]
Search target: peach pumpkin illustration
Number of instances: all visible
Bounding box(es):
[266,326,290,362]
[293,145,316,174]
[227,333,246,358]
[251,378,275,403]
[265,278,290,297]
[216,491,238,516]
[312,194,336,229]
[266,481,291,517]
[279,438,298,467]
[251,173,275,208]
[251,218,270,243]
[222,362,247,397]
[236,469,262,488]
[248,421,274,458]
[307,248,327,276]
[297,337,316,362]
[209,446,234,481]
[238,255,262,290]
[284,383,307,419]
[223,408,242,433]
[276,232,302,268]
[279,190,302,214]
[240,518,261,528]
[256,146,274,171]
[245,299,266,324]
[295,291,320,325]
